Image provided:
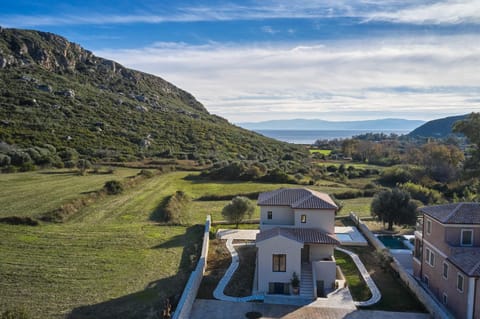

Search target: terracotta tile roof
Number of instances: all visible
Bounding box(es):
[420,203,480,224]
[256,227,339,245]
[257,188,337,210]
[449,248,480,277]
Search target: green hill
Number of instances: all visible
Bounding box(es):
[0,27,305,165]
[408,114,467,138]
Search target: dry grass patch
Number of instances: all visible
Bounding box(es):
[224,245,256,297]
[197,239,231,299]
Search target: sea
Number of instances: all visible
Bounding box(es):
[255,130,411,145]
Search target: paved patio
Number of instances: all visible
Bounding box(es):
[190,299,431,319]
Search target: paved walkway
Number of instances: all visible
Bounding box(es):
[190,299,431,319]
[212,238,264,302]
[216,228,259,240]
[335,247,381,307]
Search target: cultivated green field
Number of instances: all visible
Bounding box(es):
[0,169,374,318]
[309,149,332,156]
[0,168,140,218]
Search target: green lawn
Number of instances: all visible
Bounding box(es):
[334,249,371,301]
[309,149,332,156]
[340,197,373,218]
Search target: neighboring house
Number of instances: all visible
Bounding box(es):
[413,203,480,319]
[255,188,339,299]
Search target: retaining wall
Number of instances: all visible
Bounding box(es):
[172,215,211,319]
[349,212,454,319]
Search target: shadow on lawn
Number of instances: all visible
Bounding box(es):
[68,225,203,319]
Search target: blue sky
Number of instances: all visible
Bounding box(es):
[2,0,480,122]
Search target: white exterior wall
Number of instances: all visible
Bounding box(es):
[256,235,303,293]
[310,244,335,261]
[294,209,335,233]
[313,259,337,290]
[260,206,294,230]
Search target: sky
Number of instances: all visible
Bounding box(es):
[1,0,480,123]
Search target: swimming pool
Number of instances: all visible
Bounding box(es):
[336,233,352,241]
[376,235,410,250]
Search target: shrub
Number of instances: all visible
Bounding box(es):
[163,191,191,225]
[399,182,444,205]
[104,180,123,195]
[138,169,154,178]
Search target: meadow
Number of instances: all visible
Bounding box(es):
[0,169,375,318]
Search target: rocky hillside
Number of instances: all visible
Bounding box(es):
[0,27,305,164]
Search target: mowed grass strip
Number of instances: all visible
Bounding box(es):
[0,168,140,218]
[0,223,203,319]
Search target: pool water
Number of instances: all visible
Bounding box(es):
[376,235,409,249]
[336,234,352,241]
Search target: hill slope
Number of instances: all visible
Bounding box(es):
[238,118,425,131]
[0,27,305,163]
[408,114,467,138]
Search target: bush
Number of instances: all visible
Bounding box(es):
[138,169,154,178]
[399,182,444,205]
[163,191,191,225]
[104,180,123,195]
[378,166,413,186]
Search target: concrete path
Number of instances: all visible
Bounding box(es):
[335,247,381,307]
[216,228,259,240]
[212,238,264,302]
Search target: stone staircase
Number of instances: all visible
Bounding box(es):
[300,263,314,299]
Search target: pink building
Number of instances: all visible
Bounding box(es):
[413,203,480,319]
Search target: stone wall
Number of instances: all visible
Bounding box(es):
[172,215,211,319]
[349,212,454,319]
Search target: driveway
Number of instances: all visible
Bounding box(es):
[216,229,259,240]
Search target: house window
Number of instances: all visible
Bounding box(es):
[442,293,448,305]
[272,254,286,272]
[267,211,272,220]
[425,248,435,267]
[443,262,449,279]
[461,229,473,246]
[301,214,306,223]
[424,275,429,287]
[426,219,432,235]
[457,273,464,293]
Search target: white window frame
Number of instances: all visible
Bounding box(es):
[301,214,306,223]
[426,219,432,235]
[457,273,464,293]
[461,229,473,246]
[425,247,435,267]
[443,262,449,280]
[267,211,273,220]
[442,293,448,305]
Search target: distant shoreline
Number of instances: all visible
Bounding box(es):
[255,129,410,144]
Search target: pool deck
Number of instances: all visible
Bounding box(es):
[335,226,368,246]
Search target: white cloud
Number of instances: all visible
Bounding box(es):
[96,34,480,122]
[367,0,480,24]
[3,1,480,27]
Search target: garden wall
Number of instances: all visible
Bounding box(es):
[172,215,211,319]
[349,212,454,319]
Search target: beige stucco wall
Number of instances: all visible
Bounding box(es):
[260,206,294,230]
[309,244,334,261]
[293,209,335,233]
[475,279,480,319]
[256,235,303,293]
[313,259,336,290]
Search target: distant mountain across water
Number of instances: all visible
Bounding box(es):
[238,118,426,131]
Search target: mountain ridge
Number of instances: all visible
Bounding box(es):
[0,27,306,164]
[238,118,425,131]
[408,114,467,138]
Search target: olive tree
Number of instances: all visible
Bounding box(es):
[222,196,255,228]
[371,188,418,231]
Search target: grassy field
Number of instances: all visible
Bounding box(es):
[340,197,373,218]
[309,149,332,156]
[334,249,371,301]
[0,169,379,318]
[0,168,141,218]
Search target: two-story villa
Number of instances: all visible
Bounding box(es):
[255,188,339,299]
[413,203,480,319]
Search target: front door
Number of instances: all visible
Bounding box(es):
[301,245,310,263]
